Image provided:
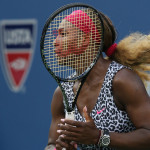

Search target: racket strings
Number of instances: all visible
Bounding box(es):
[43,6,103,79]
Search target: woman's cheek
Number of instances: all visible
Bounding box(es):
[62,37,75,55]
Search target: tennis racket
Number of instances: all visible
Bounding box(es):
[40,3,104,120]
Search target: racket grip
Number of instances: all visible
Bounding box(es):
[64,111,77,150]
[65,111,75,120]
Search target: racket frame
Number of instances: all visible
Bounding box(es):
[40,3,104,112]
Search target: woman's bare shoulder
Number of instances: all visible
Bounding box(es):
[113,68,149,105]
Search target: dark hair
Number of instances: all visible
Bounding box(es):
[99,11,117,52]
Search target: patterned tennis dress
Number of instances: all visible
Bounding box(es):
[62,61,136,150]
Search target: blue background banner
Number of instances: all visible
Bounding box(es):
[0,0,150,150]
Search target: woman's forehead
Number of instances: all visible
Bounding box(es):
[58,19,76,30]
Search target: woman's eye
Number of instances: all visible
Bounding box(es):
[61,32,66,36]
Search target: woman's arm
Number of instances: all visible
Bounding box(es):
[45,86,65,150]
[110,68,150,149]
[45,86,77,150]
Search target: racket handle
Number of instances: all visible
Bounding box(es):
[65,110,75,120]
[64,111,77,150]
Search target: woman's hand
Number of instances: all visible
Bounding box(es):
[57,106,99,145]
[56,134,77,150]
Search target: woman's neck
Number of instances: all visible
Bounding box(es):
[85,56,111,86]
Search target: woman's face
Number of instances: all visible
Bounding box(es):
[54,19,90,58]
[54,19,80,57]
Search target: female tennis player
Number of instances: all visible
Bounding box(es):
[44,5,150,150]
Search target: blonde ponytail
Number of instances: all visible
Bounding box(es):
[112,32,150,85]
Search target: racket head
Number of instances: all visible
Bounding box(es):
[40,3,104,82]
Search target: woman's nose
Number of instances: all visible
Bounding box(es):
[53,37,59,47]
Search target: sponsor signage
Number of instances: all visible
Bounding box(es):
[0,19,37,92]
